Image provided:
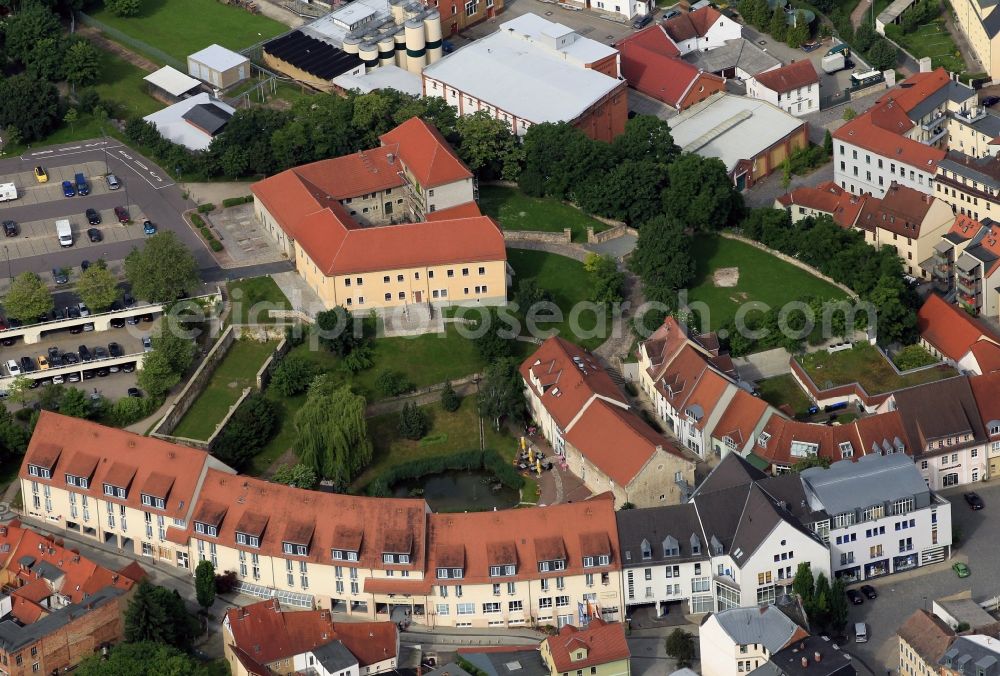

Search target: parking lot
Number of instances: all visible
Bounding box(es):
[5,207,149,260]
[842,482,1000,672]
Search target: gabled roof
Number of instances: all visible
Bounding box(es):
[663,6,724,42]
[543,619,629,672]
[856,182,936,237]
[753,59,818,94]
[776,181,868,228]
[615,503,705,566]
[710,388,770,447]
[917,293,1000,361]
[680,368,732,430]
[969,371,1000,432]
[710,605,806,654]
[969,340,1000,374]
[616,26,723,108]
[690,451,766,498]
[891,375,986,452]
[378,117,472,189]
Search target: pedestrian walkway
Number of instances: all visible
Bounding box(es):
[270,270,324,314]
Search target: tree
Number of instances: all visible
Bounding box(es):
[786,10,810,47]
[7,377,34,409]
[215,570,238,594]
[478,358,526,431]
[64,40,102,87]
[629,215,695,307]
[473,308,516,363]
[137,351,182,399]
[519,122,612,199]
[823,129,834,155]
[59,387,91,419]
[63,108,78,134]
[211,394,278,470]
[315,306,366,356]
[195,560,216,611]
[514,278,551,312]
[829,577,849,634]
[792,562,815,608]
[124,232,200,303]
[750,0,771,26]
[154,318,196,375]
[440,380,461,412]
[0,75,60,143]
[269,355,318,397]
[29,37,66,82]
[781,158,792,189]
[398,401,429,440]
[77,642,218,676]
[868,38,899,70]
[294,378,372,487]
[575,159,666,224]
[584,253,625,304]
[4,272,54,321]
[105,0,142,17]
[768,6,788,40]
[869,275,917,345]
[663,154,741,232]
[812,572,832,628]
[855,23,877,51]
[665,628,696,668]
[793,455,832,472]
[893,344,937,370]
[375,369,414,397]
[612,115,679,167]
[125,581,170,645]
[272,463,318,489]
[455,111,524,180]
[3,2,61,66]
[76,264,119,311]
[843,107,857,121]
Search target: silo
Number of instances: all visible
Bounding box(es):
[393,28,408,70]
[359,41,379,72]
[342,35,361,56]
[404,18,426,74]
[390,0,406,23]
[378,34,395,67]
[424,10,443,64]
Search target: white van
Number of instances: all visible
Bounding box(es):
[0,183,17,202]
[56,219,73,247]
[5,359,20,377]
[855,622,868,643]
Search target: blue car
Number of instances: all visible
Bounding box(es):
[142,220,157,235]
[62,181,76,197]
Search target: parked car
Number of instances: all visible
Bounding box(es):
[114,206,129,224]
[2,220,18,237]
[82,370,95,380]
[139,313,154,323]
[143,220,157,235]
[47,347,59,362]
[52,374,64,385]
[69,324,83,335]
[87,228,102,243]
[142,336,152,352]
[110,317,126,329]
[1,335,17,347]
[5,360,20,377]
[964,492,985,510]
[95,368,109,377]
[37,355,49,370]
[860,584,877,600]
[846,589,864,605]
[106,174,120,190]
[34,166,48,183]
[127,387,142,398]
[663,8,681,19]
[61,181,75,197]
[108,342,124,358]
[123,293,136,308]
[78,345,92,362]
[93,346,108,360]
[85,208,101,225]
[52,308,66,321]
[82,322,94,332]
[19,356,35,373]
[983,95,1000,107]
[121,362,135,373]
[52,268,68,285]
[67,373,81,382]
[954,562,971,578]
[126,314,140,326]
[67,306,81,319]
[78,303,90,317]
[61,352,78,365]
[632,13,653,28]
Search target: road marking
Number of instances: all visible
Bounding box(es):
[20,141,120,161]
[135,162,148,170]
[119,151,133,160]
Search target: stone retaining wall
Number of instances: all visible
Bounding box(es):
[588,224,638,244]
[503,230,572,244]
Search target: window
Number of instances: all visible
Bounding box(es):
[509,600,523,612]
[555,595,569,607]
[457,603,475,615]
[397,274,404,282]
[483,602,501,614]
[437,604,449,616]
[539,597,552,608]
[383,275,390,283]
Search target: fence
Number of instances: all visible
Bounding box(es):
[77,12,185,70]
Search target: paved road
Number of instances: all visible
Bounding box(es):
[0,139,214,277]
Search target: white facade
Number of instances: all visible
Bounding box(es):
[668,14,743,56]
[915,446,988,490]
[700,609,796,676]
[746,79,819,117]
[591,0,639,19]
[834,139,937,197]
[294,651,359,676]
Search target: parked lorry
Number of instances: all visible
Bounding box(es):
[56,219,73,247]
[0,183,17,202]
[74,172,90,196]
[822,51,846,73]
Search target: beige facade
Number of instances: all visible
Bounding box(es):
[949,0,1000,80]
[540,644,630,676]
[866,198,955,279]
[898,635,940,676]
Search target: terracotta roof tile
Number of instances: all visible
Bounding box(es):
[234,511,269,538]
[778,181,869,228]
[140,471,174,500]
[897,609,955,665]
[378,117,473,188]
[751,412,909,467]
[970,340,1000,374]
[681,368,732,430]
[63,453,99,481]
[855,183,936,237]
[423,201,483,221]
[544,618,630,671]
[833,105,945,171]
[710,389,770,448]
[663,6,723,42]
[918,293,1000,361]
[753,60,819,94]
[363,577,434,595]
[969,370,1000,431]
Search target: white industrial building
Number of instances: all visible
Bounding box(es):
[187,44,251,90]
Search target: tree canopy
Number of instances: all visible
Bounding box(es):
[478,358,526,431]
[124,581,199,650]
[124,232,200,303]
[294,377,372,487]
[4,272,54,321]
[629,215,695,307]
[76,264,120,311]
[663,154,742,231]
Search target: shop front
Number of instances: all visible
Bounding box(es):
[864,559,889,579]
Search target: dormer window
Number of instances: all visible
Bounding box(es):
[839,442,854,458]
[140,494,166,510]
[64,474,87,488]
[236,532,260,548]
[640,539,652,560]
[489,565,515,577]
[437,567,464,579]
[28,465,50,479]
[194,522,218,537]
[382,553,410,564]
[103,483,126,499]
[283,543,308,556]
[583,556,594,567]
[758,433,770,448]
[331,549,359,561]
[663,536,679,558]
[690,534,701,555]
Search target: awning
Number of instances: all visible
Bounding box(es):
[934,240,954,254]
[143,66,200,97]
[957,253,981,274]
[746,453,770,470]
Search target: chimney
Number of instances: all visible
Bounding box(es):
[801,656,809,668]
[815,651,821,662]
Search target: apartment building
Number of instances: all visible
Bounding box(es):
[0,521,144,675]
[935,151,1000,222]
[223,599,398,676]
[699,605,808,676]
[916,292,1000,367]
[422,14,627,141]
[948,0,1000,80]
[800,454,952,582]
[898,608,958,676]
[775,181,870,227]
[539,619,630,676]
[928,215,1000,316]
[708,388,772,459]
[615,454,831,617]
[521,337,698,507]
[252,117,509,313]
[746,59,820,117]
[661,6,742,56]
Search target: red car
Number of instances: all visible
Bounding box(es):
[114,206,130,224]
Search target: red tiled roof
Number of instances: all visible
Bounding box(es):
[378,116,472,188]
[777,181,868,228]
[564,399,684,486]
[833,105,945,172]
[363,577,434,595]
[753,60,818,94]
[855,183,935,237]
[681,368,732,430]
[544,618,630,672]
[426,496,619,586]
[710,389,770,448]
[662,6,723,42]
[878,68,951,113]
[184,470,427,571]
[918,294,999,361]
[969,371,1000,433]
[751,412,909,467]
[970,340,1000,375]
[655,344,713,406]
[520,337,627,430]
[424,201,483,221]
[640,317,693,380]
[225,599,398,668]
[21,412,224,521]
[616,26,722,108]
[949,213,983,241]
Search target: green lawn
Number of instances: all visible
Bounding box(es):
[479,186,609,243]
[687,236,848,331]
[798,342,958,395]
[350,397,516,491]
[227,276,291,324]
[89,0,287,64]
[171,339,277,440]
[507,248,606,350]
[885,21,966,73]
[757,374,813,417]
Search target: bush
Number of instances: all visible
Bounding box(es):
[209,240,224,252]
[199,226,214,241]
[211,393,278,469]
[214,570,238,594]
[893,344,938,370]
[364,448,524,496]
[398,401,429,440]
[376,370,415,398]
[107,396,159,427]
[269,355,318,397]
[196,203,216,214]
[190,213,205,228]
[14,408,34,422]
[222,195,254,208]
[440,381,461,412]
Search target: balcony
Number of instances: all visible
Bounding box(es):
[957,275,980,295]
[958,289,979,308]
[955,107,987,125]
[923,127,947,146]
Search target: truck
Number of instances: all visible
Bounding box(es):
[822,51,846,74]
[0,183,17,202]
[56,219,73,248]
[74,172,90,196]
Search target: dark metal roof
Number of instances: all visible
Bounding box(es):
[312,640,357,672]
[264,30,363,80]
[615,503,706,567]
[181,103,231,136]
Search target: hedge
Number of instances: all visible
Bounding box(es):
[222,195,254,208]
[365,448,525,498]
[196,203,216,214]
[199,226,214,241]
[209,240,224,252]
[191,213,205,228]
